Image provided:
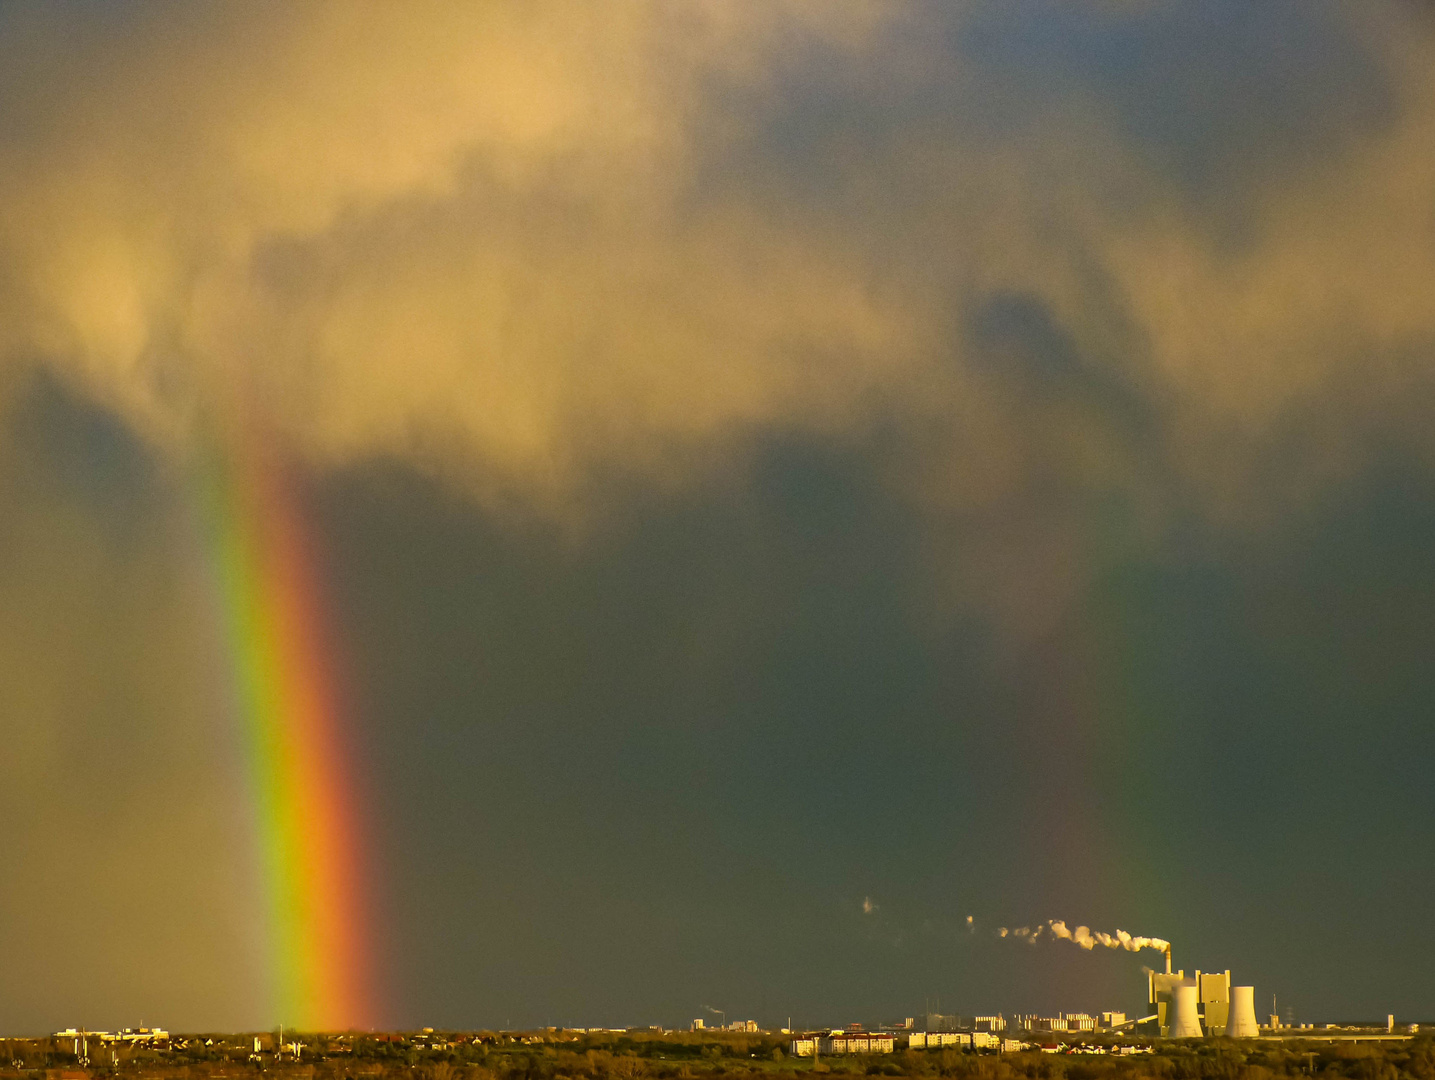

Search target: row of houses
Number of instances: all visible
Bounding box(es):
[1011,1013,1125,1033]
[910,1032,1008,1049]
[789,1032,1032,1056]
[791,1034,896,1056]
[917,1012,1129,1036]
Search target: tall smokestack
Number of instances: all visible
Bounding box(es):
[1165,945,1172,974]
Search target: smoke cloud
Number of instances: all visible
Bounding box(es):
[997,920,1169,955]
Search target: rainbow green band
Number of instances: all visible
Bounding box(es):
[201,425,371,1030]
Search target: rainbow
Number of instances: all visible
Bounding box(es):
[198,420,373,1030]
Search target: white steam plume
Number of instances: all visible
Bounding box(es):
[994,919,1168,954]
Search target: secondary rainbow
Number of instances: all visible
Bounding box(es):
[198,419,373,1030]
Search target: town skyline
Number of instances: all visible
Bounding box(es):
[2,0,1434,1035]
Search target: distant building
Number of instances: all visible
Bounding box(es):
[818,1034,895,1054]
[94,1029,168,1048]
[923,1012,962,1032]
[1101,1012,1126,1029]
[691,1020,704,1031]
[908,1032,967,1049]
[974,1016,1006,1032]
[789,1038,817,1057]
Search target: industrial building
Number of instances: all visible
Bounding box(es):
[1148,955,1259,1037]
[690,1018,757,1033]
[52,1029,170,1048]
[785,944,1410,1056]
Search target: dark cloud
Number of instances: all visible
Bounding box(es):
[957,1,1399,191]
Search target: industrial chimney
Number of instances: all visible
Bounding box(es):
[1225,986,1259,1037]
[1168,982,1204,1038]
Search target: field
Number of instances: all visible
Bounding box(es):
[5,1031,1435,1080]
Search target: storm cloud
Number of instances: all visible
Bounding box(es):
[0,3,1431,518]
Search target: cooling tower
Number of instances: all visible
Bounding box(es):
[1169,982,1204,1038]
[1225,986,1259,1037]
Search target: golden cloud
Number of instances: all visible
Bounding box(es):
[0,1,1431,529]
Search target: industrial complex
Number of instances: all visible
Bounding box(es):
[772,946,1421,1055]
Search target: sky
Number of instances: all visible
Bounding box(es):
[2,0,1435,1035]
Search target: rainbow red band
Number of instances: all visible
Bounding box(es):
[202,426,373,1030]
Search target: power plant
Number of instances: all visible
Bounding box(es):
[1147,948,1261,1037]
[991,922,1279,1040]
